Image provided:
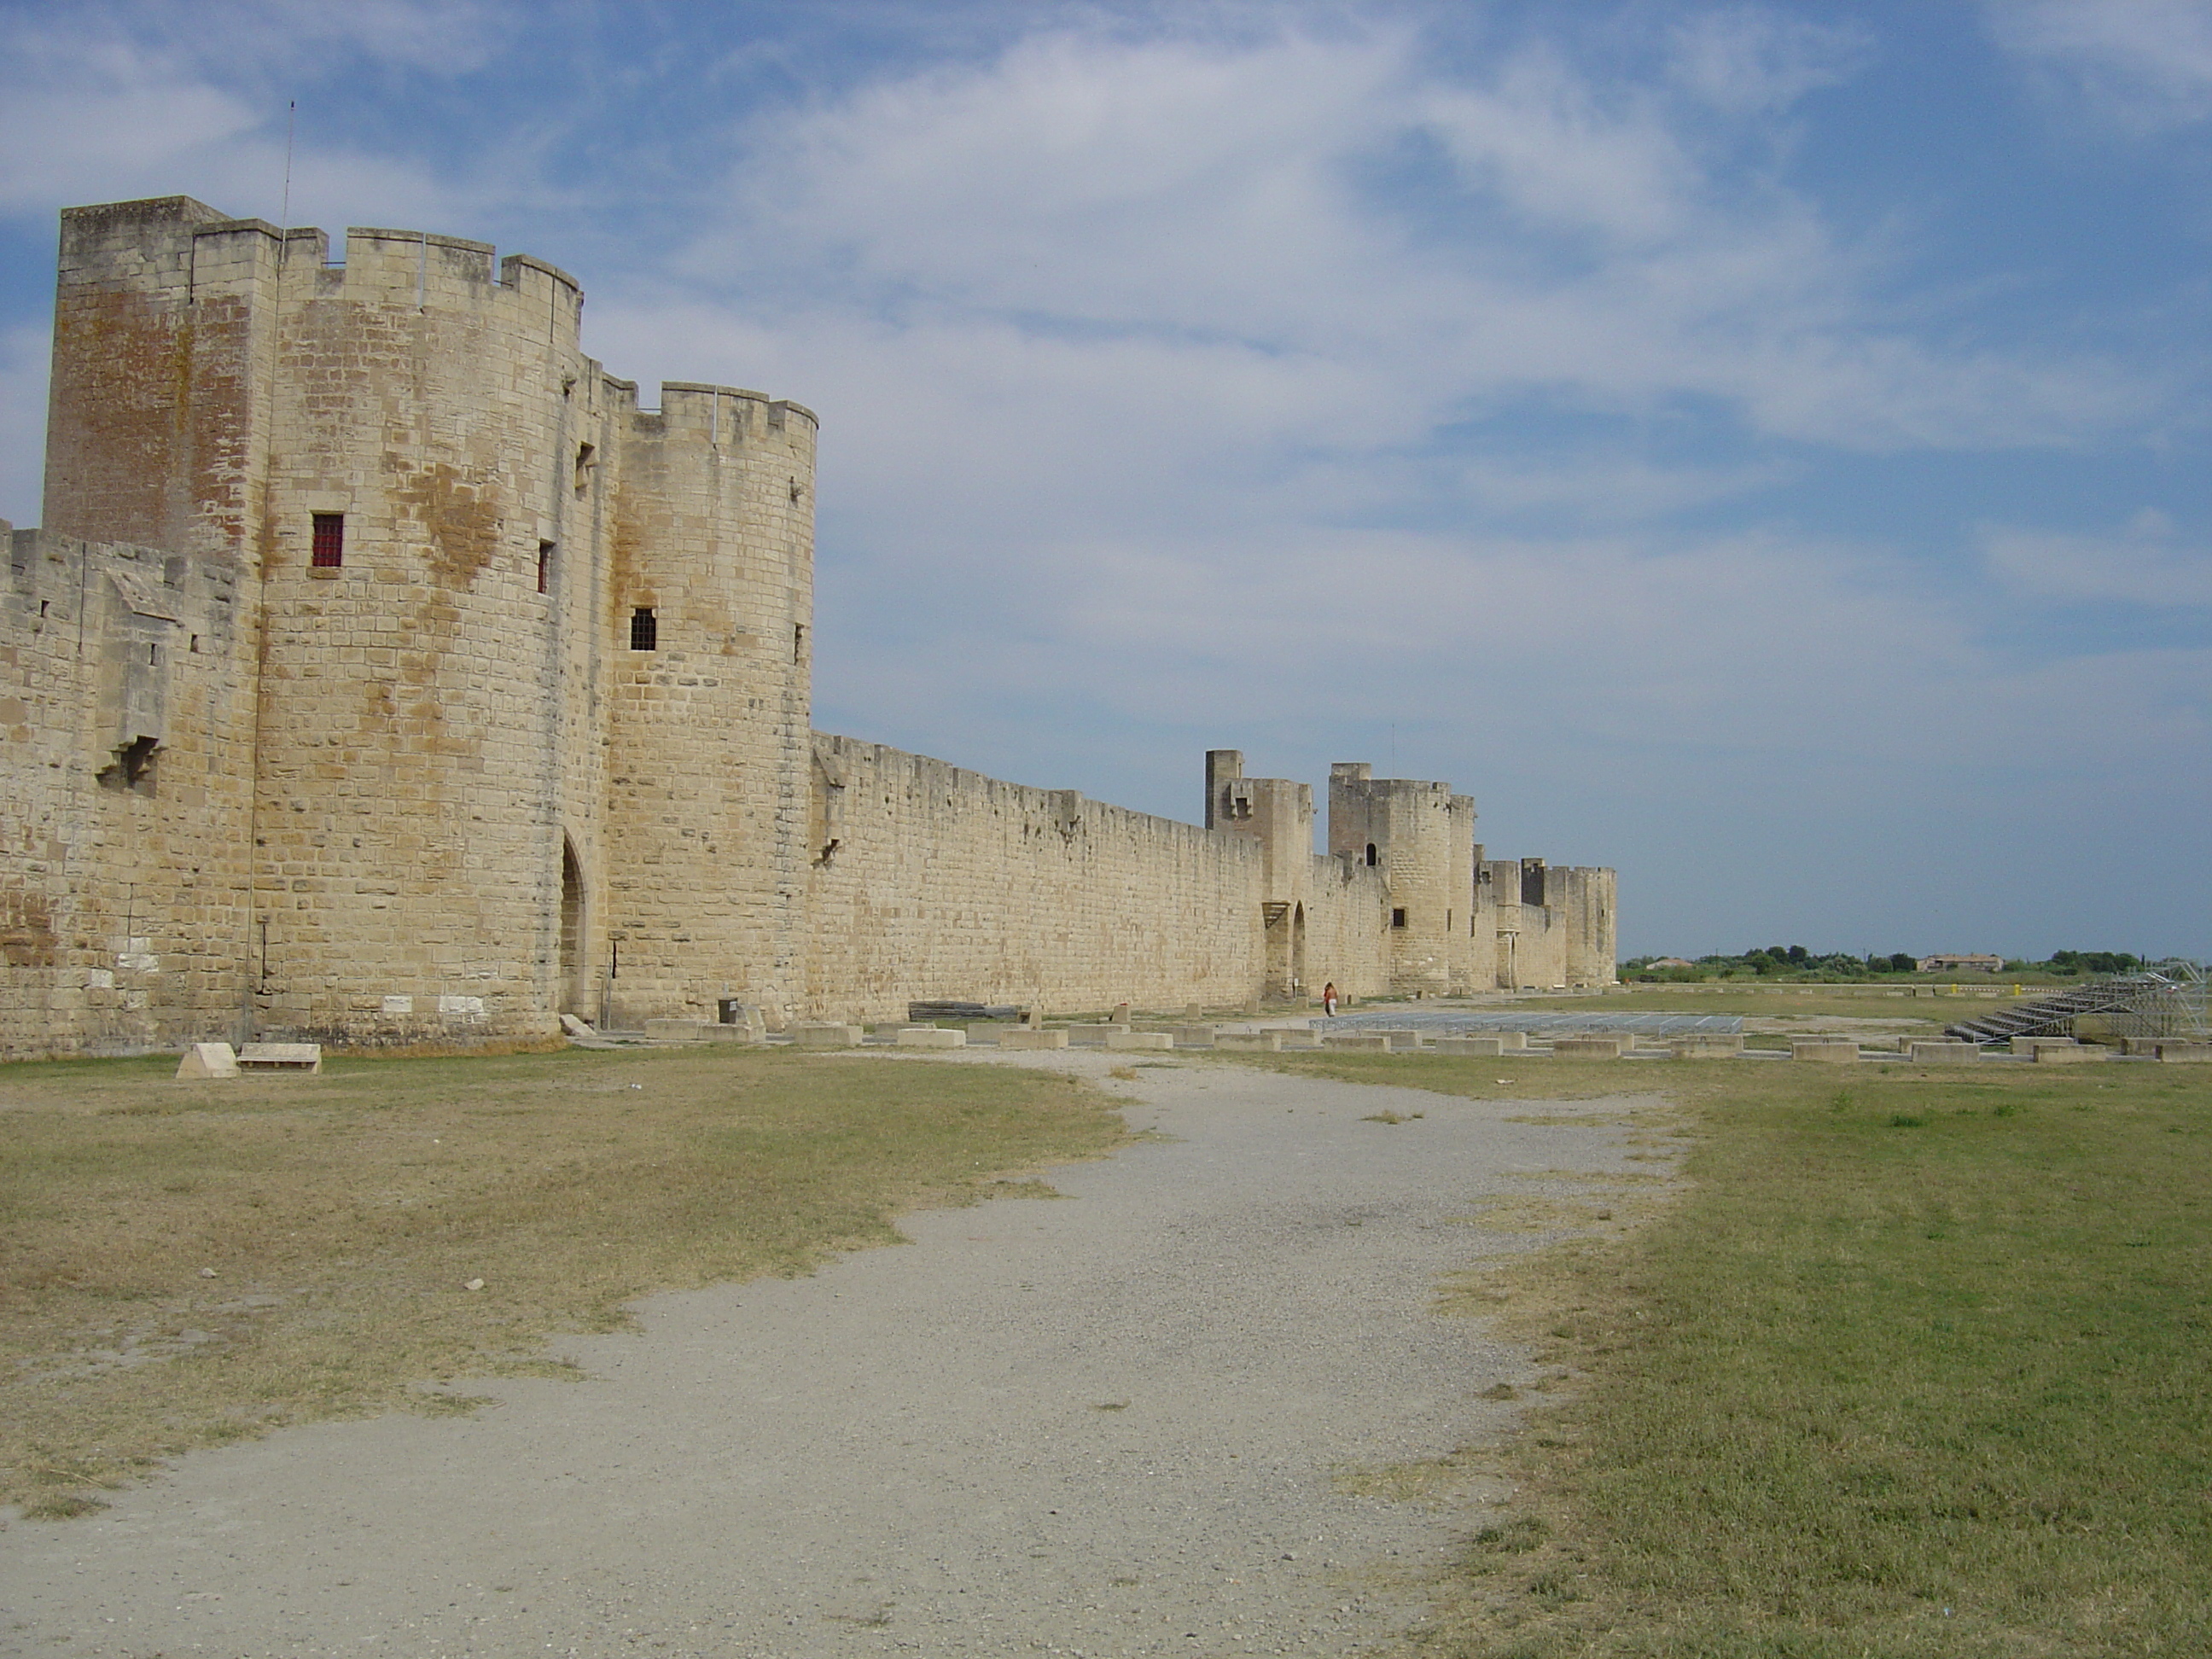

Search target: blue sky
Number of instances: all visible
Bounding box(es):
[1,0,2205,959]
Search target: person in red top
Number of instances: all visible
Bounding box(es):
[1322,981,1338,1017]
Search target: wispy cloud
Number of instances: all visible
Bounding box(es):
[1984,509,2212,606]
[1986,0,2212,131]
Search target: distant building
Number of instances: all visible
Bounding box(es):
[1917,954,2005,975]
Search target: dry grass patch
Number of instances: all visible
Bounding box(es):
[0,1045,1124,1517]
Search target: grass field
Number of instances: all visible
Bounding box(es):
[0,1045,1122,1520]
[1238,1048,2210,1657]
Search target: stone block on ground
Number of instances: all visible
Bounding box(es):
[896,1027,966,1048]
[996,1028,1069,1050]
[2011,1036,2078,1057]
[237,1043,322,1074]
[1170,1025,1216,1047]
[1908,1040,1981,1063]
[1790,1038,1860,1063]
[559,1014,597,1039]
[175,1042,239,1080]
[2033,1043,2106,1063]
[1377,1029,1422,1051]
[1436,1035,1508,1057]
[1212,1030,1282,1051]
[2156,1042,2212,1062]
[1669,1033,1743,1059]
[1321,1033,1389,1051]
[1552,1035,1627,1059]
[791,1022,863,1049]
[643,1019,712,1044]
[1103,1028,1172,1051]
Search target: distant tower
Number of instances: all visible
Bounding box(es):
[1328,763,1477,996]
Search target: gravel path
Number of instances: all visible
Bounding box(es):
[0,1054,1665,1657]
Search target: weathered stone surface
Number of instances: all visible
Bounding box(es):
[894,1027,966,1049]
[1435,1035,1508,1057]
[1211,1030,1282,1051]
[1103,1029,1172,1051]
[790,1023,862,1049]
[1908,1041,1981,1063]
[1790,1039,1860,1063]
[995,1028,1069,1050]
[1669,1033,1743,1059]
[175,1041,239,1079]
[237,1042,321,1073]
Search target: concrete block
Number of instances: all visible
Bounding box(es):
[175,1041,239,1080]
[643,1019,711,1043]
[1103,1029,1172,1051]
[1908,1041,1981,1063]
[1790,1039,1860,1064]
[1552,1035,1627,1059]
[1670,1033,1745,1059]
[2157,1042,2212,1062]
[2011,1036,2078,1057]
[1170,1025,1216,1047]
[237,1043,322,1074]
[2033,1043,2106,1063]
[1212,1030,1283,1051]
[790,1022,863,1049]
[1377,1029,1422,1051]
[1436,1035,1508,1057]
[896,1027,966,1048]
[1063,1027,1109,1046]
[1321,1033,1389,1051]
[996,1028,1069,1050]
[559,1014,596,1039]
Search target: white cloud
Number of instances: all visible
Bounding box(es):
[1666,7,1873,115]
[1983,509,2212,605]
[1987,0,2212,130]
[0,3,504,225]
[651,22,2145,468]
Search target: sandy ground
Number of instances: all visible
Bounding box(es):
[0,1052,1667,1658]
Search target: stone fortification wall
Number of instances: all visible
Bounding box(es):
[804,735,1269,1020]
[1545,865,1619,987]
[0,529,256,1056]
[601,385,817,1027]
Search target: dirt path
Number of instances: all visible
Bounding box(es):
[0,1054,1664,1657]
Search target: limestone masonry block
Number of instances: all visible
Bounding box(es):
[2011,1036,2078,1056]
[176,1042,239,1079]
[1211,1030,1282,1051]
[791,1023,862,1049]
[996,1028,1069,1050]
[1322,1033,1389,1051]
[237,1043,322,1074]
[1436,1035,1508,1057]
[2155,1043,2212,1062]
[1103,1029,1172,1051]
[1908,1041,1981,1063]
[1790,1039,1860,1063]
[2032,1043,2106,1063]
[896,1027,966,1048]
[1669,1033,1744,1058]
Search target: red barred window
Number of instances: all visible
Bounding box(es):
[311,513,345,568]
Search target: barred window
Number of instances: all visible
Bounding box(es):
[311,513,344,568]
[629,607,657,651]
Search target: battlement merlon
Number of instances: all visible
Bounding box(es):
[58,199,585,318]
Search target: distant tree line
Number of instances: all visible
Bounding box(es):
[1620,948,2150,982]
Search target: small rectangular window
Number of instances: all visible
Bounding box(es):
[794,623,806,664]
[538,541,553,595]
[311,513,344,568]
[574,443,596,494]
[1391,907,1407,929]
[629,607,657,651]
